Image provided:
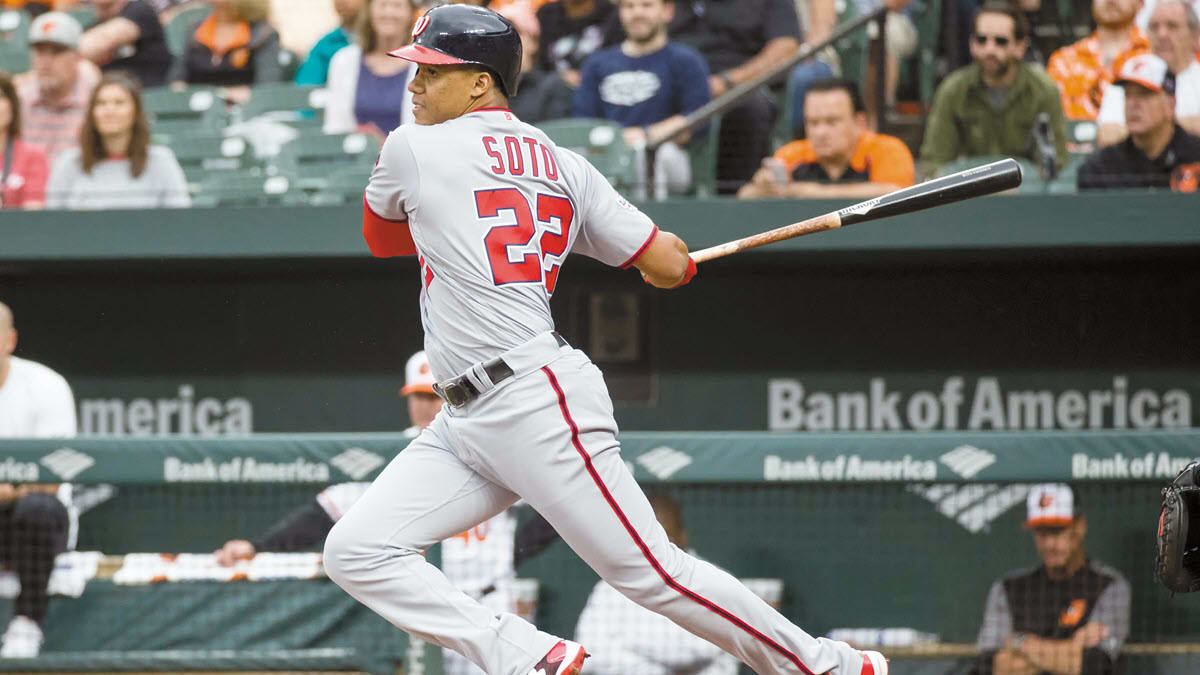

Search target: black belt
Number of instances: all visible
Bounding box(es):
[434,332,568,408]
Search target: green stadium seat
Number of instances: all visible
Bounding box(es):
[308,165,373,206]
[67,5,98,28]
[1047,154,1086,194]
[935,155,1045,193]
[192,170,299,207]
[537,118,637,191]
[688,114,723,199]
[166,133,260,189]
[164,4,212,56]
[0,9,31,75]
[278,49,300,83]
[272,131,380,191]
[144,87,227,140]
[235,83,329,125]
[1066,120,1098,155]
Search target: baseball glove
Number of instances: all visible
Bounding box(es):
[1156,461,1200,593]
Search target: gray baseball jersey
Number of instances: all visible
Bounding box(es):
[364,108,658,381]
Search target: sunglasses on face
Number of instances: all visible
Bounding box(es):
[973,33,1011,46]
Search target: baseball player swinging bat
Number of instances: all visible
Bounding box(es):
[690,158,1023,264]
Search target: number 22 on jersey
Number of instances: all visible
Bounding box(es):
[474,136,573,294]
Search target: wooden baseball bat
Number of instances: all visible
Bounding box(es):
[689,158,1023,264]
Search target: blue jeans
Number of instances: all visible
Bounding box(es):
[788,59,836,139]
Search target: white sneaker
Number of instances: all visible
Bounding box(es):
[860,650,888,675]
[0,615,43,658]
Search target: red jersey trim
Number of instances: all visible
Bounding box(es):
[363,195,416,257]
[619,225,659,269]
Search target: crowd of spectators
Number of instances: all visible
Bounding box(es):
[0,0,1194,210]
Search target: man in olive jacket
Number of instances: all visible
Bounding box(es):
[920,2,1067,174]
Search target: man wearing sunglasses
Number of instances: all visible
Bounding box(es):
[920,2,1067,175]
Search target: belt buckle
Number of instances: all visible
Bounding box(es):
[435,381,470,408]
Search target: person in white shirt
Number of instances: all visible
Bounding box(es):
[1098,0,1200,145]
[574,495,740,675]
[0,300,76,659]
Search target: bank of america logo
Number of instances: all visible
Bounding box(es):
[40,448,95,480]
[636,447,692,480]
[331,448,385,479]
[909,483,1029,534]
[940,445,996,479]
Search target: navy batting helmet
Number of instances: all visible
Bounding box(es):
[389,4,523,97]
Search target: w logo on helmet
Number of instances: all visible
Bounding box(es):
[412,15,431,38]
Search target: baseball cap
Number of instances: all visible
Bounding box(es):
[29,12,83,50]
[1114,53,1176,96]
[399,351,436,396]
[1024,483,1076,529]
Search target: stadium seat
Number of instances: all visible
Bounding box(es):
[272,131,380,191]
[164,4,212,56]
[278,49,301,83]
[144,87,227,140]
[0,9,31,74]
[1066,120,1098,156]
[235,83,329,126]
[537,118,637,191]
[308,165,373,206]
[67,5,98,29]
[166,133,261,189]
[688,114,723,199]
[935,155,1044,193]
[192,170,300,207]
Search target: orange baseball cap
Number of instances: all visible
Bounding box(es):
[1024,483,1076,529]
[399,351,437,396]
[1114,53,1176,95]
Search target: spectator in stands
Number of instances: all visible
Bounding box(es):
[46,73,190,209]
[496,1,574,122]
[536,0,624,88]
[1079,53,1200,189]
[0,74,48,209]
[574,0,710,194]
[1136,0,1200,31]
[920,3,1067,174]
[80,0,173,89]
[574,494,740,675]
[786,0,836,139]
[17,12,100,165]
[324,0,416,137]
[169,0,282,101]
[0,300,75,659]
[1047,0,1149,121]
[1098,0,1200,145]
[973,484,1130,675]
[294,0,364,85]
[739,78,913,198]
[669,0,802,192]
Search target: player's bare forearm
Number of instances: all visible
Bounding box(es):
[1017,635,1084,675]
[634,231,692,288]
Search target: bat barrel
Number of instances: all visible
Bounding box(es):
[836,158,1023,227]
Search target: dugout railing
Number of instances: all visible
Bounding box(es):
[0,431,1198,674]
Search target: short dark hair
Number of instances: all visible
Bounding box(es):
[804,78,865,113]
[0,72,21,139]
[974,1,1029,41]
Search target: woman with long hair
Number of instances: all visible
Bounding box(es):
[46,73,190,209]
[0,72,49,209]
[323,0,416,137]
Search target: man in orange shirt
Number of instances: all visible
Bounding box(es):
[1047,0,1150,120]
[738,78,914,199]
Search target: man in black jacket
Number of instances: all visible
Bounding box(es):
[1079,52,1200,190]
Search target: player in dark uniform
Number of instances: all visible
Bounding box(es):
[973,484,1130,675]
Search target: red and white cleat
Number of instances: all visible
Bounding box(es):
[860,650,888,675]
[528,640,587,675]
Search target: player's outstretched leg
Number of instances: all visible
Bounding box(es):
[456,350,883,675]
[323,416,561,675]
